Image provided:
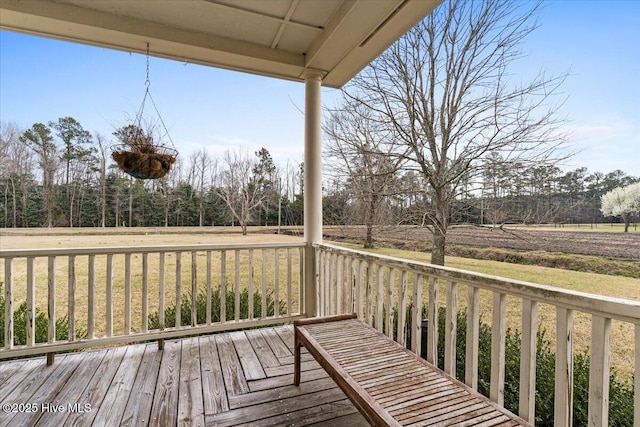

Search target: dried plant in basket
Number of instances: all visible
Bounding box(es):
[112,125,177,179]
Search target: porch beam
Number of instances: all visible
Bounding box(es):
[303,69,325,318]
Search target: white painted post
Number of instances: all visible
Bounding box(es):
[490,292,506,406]
[158,252,165,331]
[191,251,197,326]
[27,257,36,346]
[303,69,324,318]
[635,324,639,427]
[555,307,574,427]
[175,251,182,328]
[589,315,611,427]
[274,248,279,318]
[4,257,13,350]
[48,256,56,343]
[427,277,439,365]
[465,285,480,390]
[142,252,148,332]
[386,267,394,338]
[220,250,226,323]
[444,281,458,375]
[106,254,113,337]
[519,299,538,422]
[206,251,212,324]
[125,253,131,335]
[398,270,408,347]
[376,265,384,333]
[67,256,74,342]
[411,274,423,356]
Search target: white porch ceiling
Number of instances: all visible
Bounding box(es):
[0,0,441,88]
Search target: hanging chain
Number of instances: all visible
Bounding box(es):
[145,42,151,88]
[133,41,176,150]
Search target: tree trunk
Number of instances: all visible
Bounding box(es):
[623,213,630,233]
[430,205,447,266]
[431,227,446,266]
[364,194,378,249]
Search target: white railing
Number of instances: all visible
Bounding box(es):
[1,242,305,360]
[315,243,640,427]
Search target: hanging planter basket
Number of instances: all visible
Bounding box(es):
[112,42,178,180]
[112,143,177,179]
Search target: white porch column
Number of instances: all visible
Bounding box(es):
[303,69,324,318]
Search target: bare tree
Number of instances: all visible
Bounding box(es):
[94,133,110,227]
[191,148,215,226]
[324,99,407,248]
[215,148,264,235]
[0,122,33,227]
[345,0,569,264]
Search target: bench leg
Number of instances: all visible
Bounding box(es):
[294,332,301,386]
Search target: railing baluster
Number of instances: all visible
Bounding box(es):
[376,264,384,333]
[220,250,226,323]
[234,249,240,321]
[191,251,197,327]
[88,254,95,339]
[588,315,611,427]
[67,256,75,342]
[444,280,457,375]
[490,292,506,406]
[555,307,574,427]
[519,299,538,422]
[4,257,13,350]
[635,324,639,427]
[411,274,422,355]
[346,257,354,314]
[248,249,254,320]
[175,251,182,328]
[427,277,438,365]
[106,254,113,337]
[274,248,279,318]
[398,270,407,347]
[206,251,212,325]
[330,252,336,315]
[317,250,325,315]
[125,253,131,335]
[355,259,363,318]
[336,254,343,315]
[124,254,131,335]
[261,249,267,318]
[142,253,148,332]
[465,285,480,390]
[365,261,372,326]
[27,257,36,346]
[287,248,292,316]
[298,246,303,315]
[48,256,56,344]
[385,267,394,338]
[158,253,165,331]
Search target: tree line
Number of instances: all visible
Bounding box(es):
[0,119,305,231]
[1,118,636,234]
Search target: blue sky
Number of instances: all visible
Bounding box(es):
[1,0,639,177]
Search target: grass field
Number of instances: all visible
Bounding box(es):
[1,228,637,379]
[339,242,638,381]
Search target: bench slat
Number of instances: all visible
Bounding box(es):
[294,314,530,427]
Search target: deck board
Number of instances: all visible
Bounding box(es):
[178,337,205,426]
[199,335,229,415]
[1,323,524,426]
[1,325,364,426]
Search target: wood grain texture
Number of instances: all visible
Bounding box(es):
[295,316,531,427]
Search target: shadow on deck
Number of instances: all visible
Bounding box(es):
[0,325,368,426]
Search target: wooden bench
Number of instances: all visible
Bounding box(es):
[294,313,531,427]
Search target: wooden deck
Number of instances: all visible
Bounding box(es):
[0,325,369,427]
